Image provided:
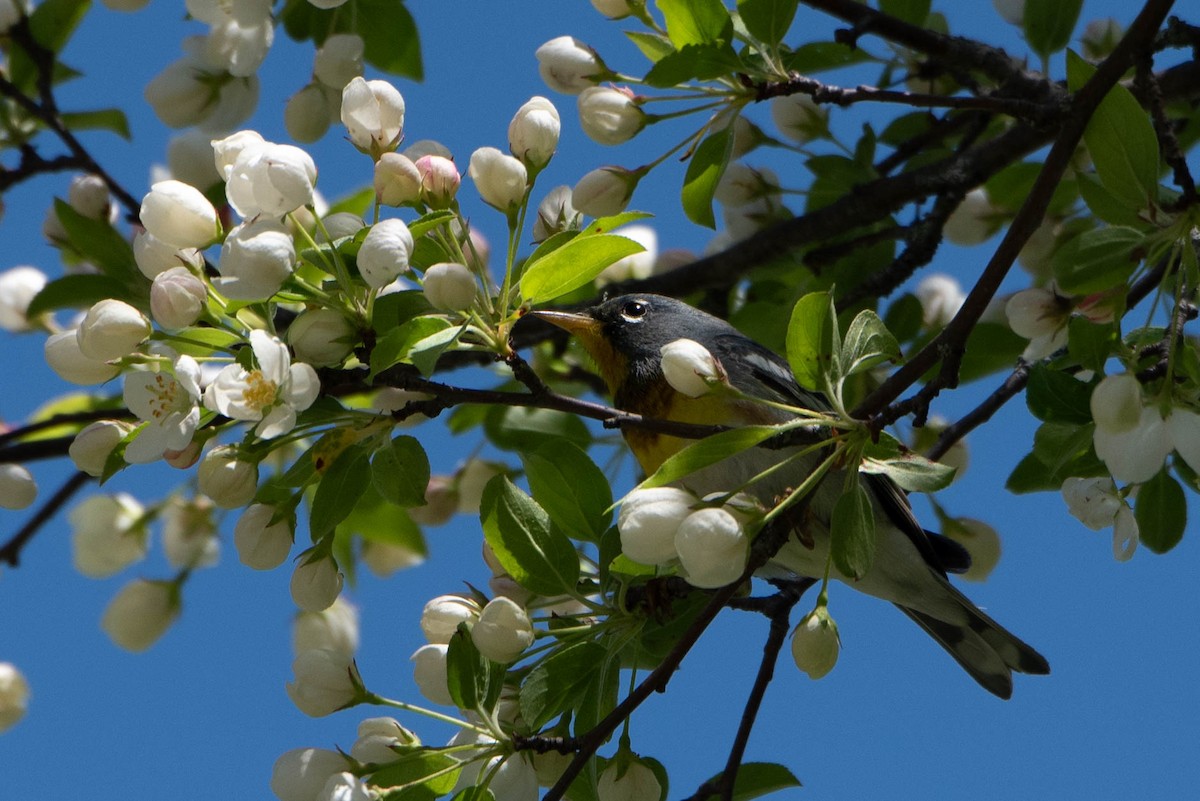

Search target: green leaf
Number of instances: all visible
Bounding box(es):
[781,41,871,73]
[26,274,130,317]
[626,30,676,63]
[410,324,464,377]
[446,626,498,711]
[738,0,799,47]
[1051,226,1144,295]
[519,641,606,730]
[681,126,733,228]
[957,321,1026,384]
[369,316,452,378]
[1024,0,1082,57]
[861,450,956,492]
[28,0,90,53]
[59,109,131,139]
[879,0,930,25]
[310,444,372,538]
[368,750,461,793]
[372,290,435,334]
[338,485,428,559]
[1076,174,1145,227]
[657,0,734,47]
[1025,365,1094,424]
[841,309,901,377]
[1067,51,1160,213]
[371,436,431,508]
[639,425,784,490]
[357,0,423,78]
[484,406,592,452]
[53,200,140,286]
[786,291,836,390]
[480,477,580,597]
[1068,317,1118,373]
[643,42,742,87]
[519,234,644,303]
[523,443,612,542]
[830,479,876,579]
[701,763,802,801]
[1136,469,1186,553]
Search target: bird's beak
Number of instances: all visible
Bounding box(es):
[529,309,602,336]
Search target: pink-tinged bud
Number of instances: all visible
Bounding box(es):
[415,155,461,209]
[374,152,422,206]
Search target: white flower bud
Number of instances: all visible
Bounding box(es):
[294,596,359,657]
[947,518,1002,583]
[0,662,30,733]
[468,147,528,211]
[532,185,579,243]
[714,162,778,208]
[141,179,219,248]
[271,748,351,801]
[69,493,147,577]
[415,154,461,209]
[67,174,112,220]
[1005,287,1068,340]
[162,495,219,569]
[410,643,453,706]
[0,463,36,510]
[216,219,296,300]
[597,760,661,801]
[212,129,266,180]
[101,579,180,652]
[1091,374,1143,434]
[314,33,364,89]
[944,188,998,245]
[618,487,695,565]
[509,96,561,169]
[674,507,748,588]
[76,299,151,361]
[357,218,415,289]
[1167,409,1200,476]
[291,550,344,612]
[790,605,840,679]
[471,596,535,663]
[420,594,482,644]
[320,772,372,801]
[479,755,538,801]
[590,0,633,18]
[374,152,422,206]
[409,475,458,525]
[0,0,30,33]
[133,230,204,280]
[536,36,605,95]
[68,420,134,477]
[226,141,317,219]
[455,459,501,514]
[166,130,222,190]
[578,86,645,146]
[572,166,639,217]
[234,502,294,570]
[351,717,417,764]
[422,262,477,312]
[770,94,827,144]
[914,273,965,327]
[286,648,361,717]
[660,338,725,398]
[286,308,355,367]
[1082,18,1124,59]
[1112,504,1139,561]
[151,266,207,329]
[1093,406,1172,484]
[44,329,121,385]
[285,83,334,144]
[0,266,48,332]
[197,447,259,508]
[340,77,405,155]
[992,0,1024,25]
[1061,476,1122,530]
[361,544,423,583]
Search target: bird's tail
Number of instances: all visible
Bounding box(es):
[897,581,1050,699]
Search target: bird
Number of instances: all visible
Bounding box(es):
[533,293,1049,698]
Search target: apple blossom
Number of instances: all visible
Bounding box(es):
[915,273,966,327]
[408,475,459,525]
[1093,406,1172,484]
[215,219,296,300]
[618,487,696,566]
[158,495,219,570]
[468,147,528,211]
[1112,505,1140,561]
[69,493,147,577]
[374,152,422,206]
[1091,373,1143,434]
[67,174,112,220]
[1083,18,1124,59]
[0,266,47,332]
[320,212,365,241]
[351,717,417,764]
[477,754,539,801]
[770,94,828,144]
[590,0,633,18]
[572,166,640,217]
[194,0,274,77]
[403,139,452,161]
[415,154,461,209]
[0,463,36,510]
[1005,287,1070,358]
[509,96,560,169]
[286,648,363,717]
[225,140,317,218]
[197,446,259,508]
[361,540,426,577]
[791,605,840,679]
[212,129,266,179]
[660,338,726,398]
[422,262,477,312]
[0,0,29,32]
[420,594,482,644]
[143,46,221,128]
[578,86,645,145]
[101,579,180,652]
[714,162,779,209]
[535,36,606,94]
[271,749,352,801]
[410,643,453,706]
[0,663,29,733]
[320,773,372,801]
[290,550,344,612]
[314,33,364,89]
[151,267,207,330]
[944,188,999,245]
[341,77,406,156]
[306,0,349,7]
[946,518,1002,582]
[597,224,655,284]
[166,130,222,190]
[1061,476,1125,530]
[294,596,359,657]
[455,458,501,514]
[532,185,579,242]
[285,83,335,144]
[597,760,662,801]
[287,308,356,367]
[68,420,134,477]
[44,330,121,385]
[76,299,151,362]
[122,354,202,464]
[357,217,415,289]
[140,179,219,248]
[234,503,295,570]
[723,194,786,242]
[675,507,749,588]
[133,230,205,280]
[471,596,535,663]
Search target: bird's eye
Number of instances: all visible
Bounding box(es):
[621,299,648,321]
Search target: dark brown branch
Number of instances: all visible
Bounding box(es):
[1134,52,1198,208]
[0,146,88,192]
[0,470,91,568]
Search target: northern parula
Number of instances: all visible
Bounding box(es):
[535,293,1049,698]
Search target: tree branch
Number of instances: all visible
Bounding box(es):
[0,470,90,568]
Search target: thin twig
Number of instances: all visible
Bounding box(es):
[0,471,91,567]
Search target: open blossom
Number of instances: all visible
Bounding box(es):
[1091,373,1143,434]
[578,86,645,145]
[509,96,560,169]
[123,353,202,464]
[341,77,405,156]
[70,493,147,577]
[1005,287,1069,359]
[351,717,417,764]
[536,36,606,94]
[1061,476,1139,561]
[1092,406,1171,485]
[188,0,275,77]
[660,338,726,398]
[216,219,296,300]
[222,138,317,218]
[205,330,319,438]
[357,218,415,289]
[468,147,528,211]
[0,266,47,332]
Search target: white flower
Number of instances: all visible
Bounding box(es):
[674,507,748,588]
[69,420,134,477]
[44,329,120,385]
[340,77,405,155]
[944,188,999,245]
[403,139,452,161]
[536,36,605,95]
[0,266,47,332]
[1005,287,1069,358]
[361,540,426,577]
[1090,373,1143,435]
[1166,409,1200,475]
[420,594,482,644]
[480,754,539,801]
[914,273,965,327]
[408,476,458,525]
[1112,504,1139,561]
[572,166,639,218]
[357,218,415,289]
[468,147,528,211]
[590,0,632,18]
[67,174,112,220]
[351,717,417,764]
[618,487,696,566]
[141,179,219,248]
[225,141,317,219]
[291,550,344,612]
[714,163,778,209]
[1093,406,1171,484]
[151,267,208,330]
[314,33,364,89]
[415,154,461,209]
[423,262,477,312]
[70,493,147,577]
[320,212,365,241]
[306,0,348,7]
[660,338,725,398]
[101,579,180,652]
[0,663,30,733]
[212,129,266,180]
[76,299,151,362]
[320,772,372,801]
[133,230,205,280]
[285,83,335,144]
[471,596,535,663]
[166,130,222,191]
[532,185,580,243]
[597,224,656,284]
[578,86,645,146]
[0,463,36,510]
[215,219,296,300]
[197,446,259,508]
[0,0,30,32]
[294,596,359,657]
[143,48,219,128]
[946,518,1002,583]
[992,0,1024,25]
[1082,18,1124,59]
[597,760,661,801]
[161,495,219,569]
[287,308,356,367]
[198,0,274,77]
[374,152,422,206]
[509,96,560,169]
[123,354,202,464]
[271,749,351,801]
[790,605,840,679]
[1061,476,1123,530]
[205,329,319,438]
[455,459,501,514]
[770,94,827,144]
[410,643,453,706]
[286,648,362,717]
[234,503,294,570]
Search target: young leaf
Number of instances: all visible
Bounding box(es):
[841,309,901,377]
[861,452,955,493]
[480,476,581,597]
[1025,365,1094,424]
[786,291,836,390]
[519,641,606,730]
[310,444,372,538]
[1068,317,1118,374]
[60,109,131,140]
[657,0,734,47]
[1051,226,1144,294]
[522,443,612,542]
[639,425,784,489]
[367,751,462,794]
[1136,469,1186,554]
[519,234,644,303]
[830,479,876,579]
[26,274,131,317]
[643,42,742,87]
[738,0,800,47]
[371,435,431,508]
[1024,0,1082,57]
[369,316,452,378]
[681,125,733,229]
[446,626,502,712]
[356,0,423,79]
[701,762,802,801]
[53,201,140,286]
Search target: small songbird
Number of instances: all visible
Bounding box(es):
[535,293,1049,698]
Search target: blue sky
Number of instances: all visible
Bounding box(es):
[2,2,1199,800]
